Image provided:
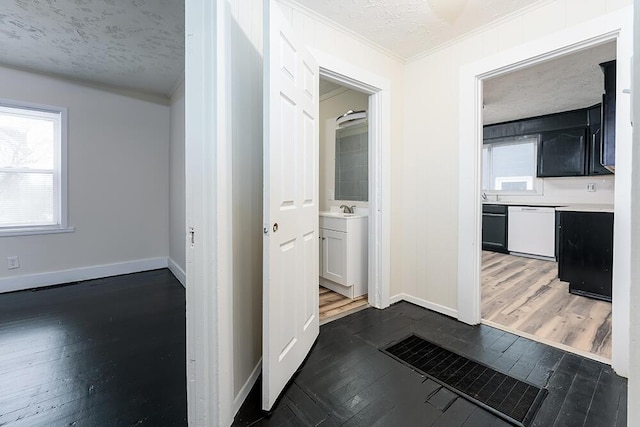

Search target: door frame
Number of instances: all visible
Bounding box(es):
[457,7,633,376]
[185,0,234,425]
[313,48,392,309]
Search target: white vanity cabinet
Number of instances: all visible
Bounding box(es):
[319,214,368,299]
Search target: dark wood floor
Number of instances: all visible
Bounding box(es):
[0,269,187,426]
[234,301,627,427]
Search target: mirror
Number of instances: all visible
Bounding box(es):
[335,121,368,201]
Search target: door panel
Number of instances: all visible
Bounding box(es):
[262,0,319,411]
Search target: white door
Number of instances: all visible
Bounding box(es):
[322,229,348,285]
[262,0,320,411]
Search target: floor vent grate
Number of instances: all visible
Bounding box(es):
[382,334,547,427]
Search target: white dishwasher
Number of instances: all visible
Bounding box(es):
[508,206,556,259]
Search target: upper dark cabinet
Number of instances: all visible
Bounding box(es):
[587,104,612,176]
[600,60,616,171]
[537,127,587,177]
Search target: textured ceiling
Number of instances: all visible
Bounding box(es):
[483,42,616,124]
[292,0,543,59]
[0,0,184,98]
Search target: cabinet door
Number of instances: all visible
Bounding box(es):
[587,104,612,176]
[321,229,348,286]
[600,61,616,169]
[482,213,508,253]
[537,128,587,177]
[558,212,613,301]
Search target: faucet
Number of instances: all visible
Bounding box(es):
[340,204,353,214]
[482,192,487,201]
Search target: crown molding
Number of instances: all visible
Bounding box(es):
[405,0,558,63]
[276,0,405,64]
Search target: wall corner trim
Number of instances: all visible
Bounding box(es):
[167,258,186,287]
[389,293,458,319]
[232,358,263,418]
[0,257,169,294]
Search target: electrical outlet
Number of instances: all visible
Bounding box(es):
[7,256,19,270]
[587,183,596,192]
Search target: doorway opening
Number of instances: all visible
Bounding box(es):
[458,8,633,376]
[479,42,616,363]
[318,77,371,324]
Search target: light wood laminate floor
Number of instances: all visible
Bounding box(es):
[319,287,368,322]
[481,251,612,360]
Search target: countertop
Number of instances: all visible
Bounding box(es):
[482,202,614,213]
[555,204,614,213]
[319,211,368,219]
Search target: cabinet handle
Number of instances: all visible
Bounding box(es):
[483,213,506,217]
[521,207,540,211]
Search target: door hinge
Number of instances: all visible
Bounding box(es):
[189,227,195,246]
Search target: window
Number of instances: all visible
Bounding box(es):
[482,135,540,193]
[0,99,71,236]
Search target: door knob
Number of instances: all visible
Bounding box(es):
[273,223,279,233]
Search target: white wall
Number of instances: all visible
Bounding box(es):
[0,66,170,289]
[401,0,632,312]
[493,175,615,205]
[169,79,186,281]
[228,0,264,412]
[319,88,369,211]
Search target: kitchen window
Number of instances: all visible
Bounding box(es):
[482,134,541,194]
[0,99,72,236]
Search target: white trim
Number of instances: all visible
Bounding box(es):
[311,48,392,310]
[458,8,633,376]
[276,0,404,63]
[185,0,233,425]
[232,359,262,417]
[167,258,186,287]
[0,257,168,294]
[389,293,458,319]
[406,0,558,63]
[0,99,69,234]
[0,226,74,238]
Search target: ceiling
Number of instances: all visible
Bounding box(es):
[292,0,543,59]
[483,42,616,124]
[0,0,184,98]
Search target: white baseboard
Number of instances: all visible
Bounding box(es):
[390,293,458,319]
[167,258,186,287]
[0,257,168,294]
[233,358,262,417]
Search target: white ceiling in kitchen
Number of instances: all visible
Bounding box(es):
[483,42,617,125]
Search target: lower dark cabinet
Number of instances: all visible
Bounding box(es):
[482,204,508,253]
[558,211,613,301]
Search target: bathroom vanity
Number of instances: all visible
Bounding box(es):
[319,212,368,299]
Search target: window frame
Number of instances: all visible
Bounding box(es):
[0,98,73,237]
[482,134,543,196]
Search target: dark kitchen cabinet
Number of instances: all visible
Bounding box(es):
[587,104,612,176]
[557,211,613,301]
[483,108,587,140]
[482,204,508,253]
[537,127,587,177]
[600,60,616,171]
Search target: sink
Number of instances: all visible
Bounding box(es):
[319,211,363,219]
